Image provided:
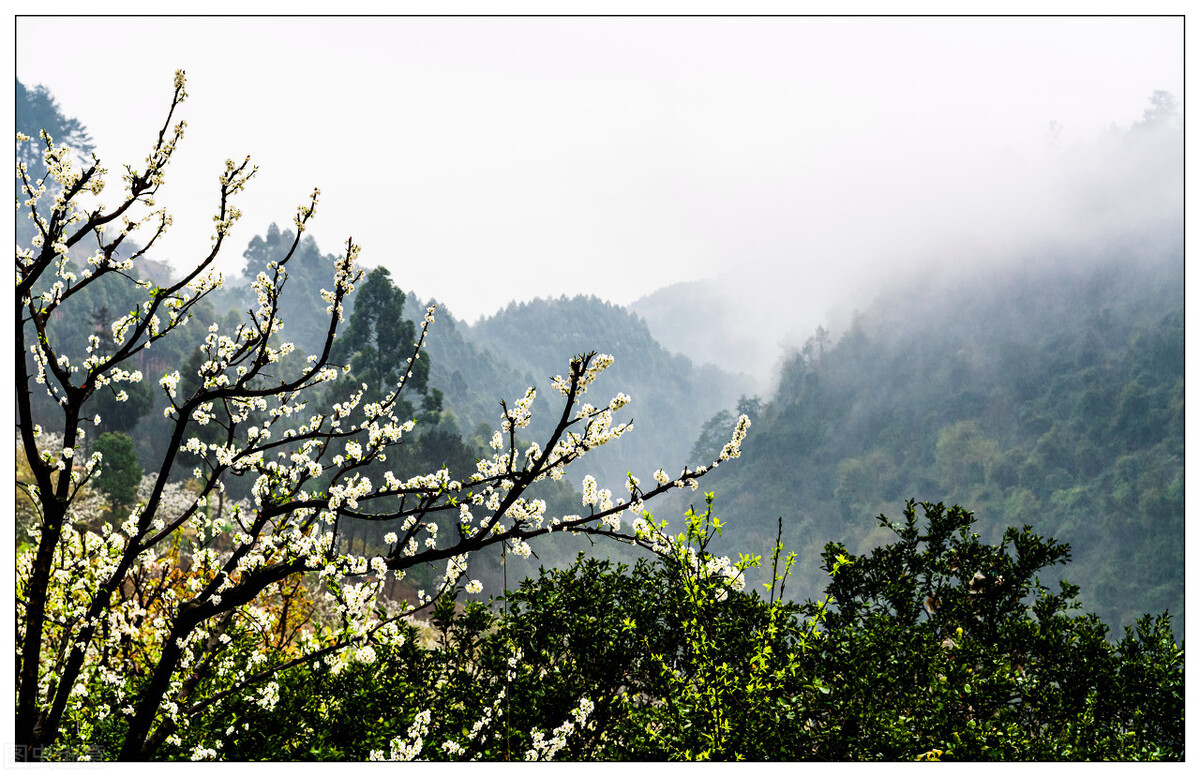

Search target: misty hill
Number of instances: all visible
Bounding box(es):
[465,295,753,489]
[685,237,1183,637]
[629,274,837,391]
[629,279,767,383]
[397,292,587,474]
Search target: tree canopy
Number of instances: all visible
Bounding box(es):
[330,265,428,401]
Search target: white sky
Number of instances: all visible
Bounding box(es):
[13,13,1185,327]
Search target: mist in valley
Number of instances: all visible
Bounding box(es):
[632,87,1183,394]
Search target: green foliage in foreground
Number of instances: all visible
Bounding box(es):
[799,500,1183,760]
[162,499,1181,762]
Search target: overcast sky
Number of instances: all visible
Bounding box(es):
[15,15,1184,328]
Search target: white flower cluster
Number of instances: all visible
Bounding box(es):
[578,353,614,394]
[502,387,537,431]
[581,475,598,507]
[683,545,747,602]
[719,414,752,461]
[525,696,595,761]
[370,709,432,761]
[190,745,218,761]
[505,497,547,528]
[210,157,255,242]
[442,555,469,588]
[294,187,318,232]
[159,370,180,399]
[256,680,281,711]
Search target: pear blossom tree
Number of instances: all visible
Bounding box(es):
[15,71,749,761]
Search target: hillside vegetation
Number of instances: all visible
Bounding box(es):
[687,240,1183,636]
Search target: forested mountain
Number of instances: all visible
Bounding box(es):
[630,275,822,391]
[630,279,767,385]
[468,295,753,489]
[397,294,554,447]
[686,237,1184,636]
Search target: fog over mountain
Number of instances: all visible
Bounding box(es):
[13,17,1182,332]
[632,90,1183,390]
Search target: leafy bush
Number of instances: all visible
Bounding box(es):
[794,500,1184,760]
[201,498,1182,761]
